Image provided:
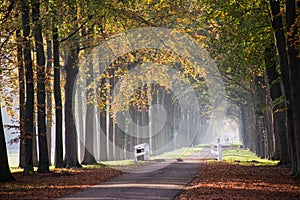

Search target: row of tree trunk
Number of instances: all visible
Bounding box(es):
[76,78,209,163]
[269,0,300,178]
[15,0,82,174]
[240,0,300,178]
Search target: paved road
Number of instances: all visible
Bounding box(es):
[60,148,212,200]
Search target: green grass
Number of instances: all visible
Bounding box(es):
[97,160,136,167]
[198,143,243,148]
[151,145,202,160]
[10,166,66,173]
[197,144,213,148]
[84,146,204,167]
[221,149,279,166]
[81,162,108,168]
[228,143,244,148]
[85,159,149,168]
[10,167,23,173]
[10,160,143,172]
[10,164,109,173]
[86,146,204,167]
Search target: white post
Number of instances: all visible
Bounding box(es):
[144,143,150,160]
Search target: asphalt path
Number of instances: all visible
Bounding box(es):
[60,148,212,200]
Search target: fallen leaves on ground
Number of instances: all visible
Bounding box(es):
[176,161,300,200]
[0,167,123,199]
[3,161,300,199]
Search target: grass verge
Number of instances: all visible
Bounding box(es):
[220,149,279,166]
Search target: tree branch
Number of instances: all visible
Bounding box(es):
[0,0,15,24]
[59,19,89,43]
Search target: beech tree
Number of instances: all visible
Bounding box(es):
[0,102,15,182]
[0,1,16,179]
[285,0,300,178]
[21,0,34,175]
[16,29,26,168]
[62,1,82,168]
[81,27,97,165]
[52,24,63,168]
[32,0,50,173]
[264,44,289,164]
[269,0,300,177]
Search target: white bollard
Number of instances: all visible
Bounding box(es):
[144,143,150,160]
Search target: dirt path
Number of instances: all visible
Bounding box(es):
[60,149,212,200]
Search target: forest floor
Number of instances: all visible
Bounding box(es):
[176,161,300,200]
[0,167,123,199]
[1,154,300,199]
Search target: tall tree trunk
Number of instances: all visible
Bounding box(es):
[108,84,114,161]
[81,54,97,164]
[99,77,108,161]
[148,84,154,154]
[21,0,34,175]
[250,95,259,153]
[255,76,274,159]
[269,0,297,175]
[151,86,158,155]
[255,76,269,159]
[264,44,290,164]
[32,0,50,173]
[114,122,120,160]
[173,99,180,149]
[77,83,84,161]
[64,43,81,168]
[240,93,257,152]
[266,104,275,160]
[166,91,174,152]
[0,103,15,182]
[141,84,149,146]
[46,37,53,165]
[162,88,172,152]
[286,0,300,178]
[53,26,63,168]
[32,114,38,167]
[126,99,137,159]
[108,88,114,160]
[16,30,26,168]
[157,87,165,155]
[100,109,108,161]
[108,115,114,160]
[108,65,117,160]
[113,72,123,160]
[0,0,15,183]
